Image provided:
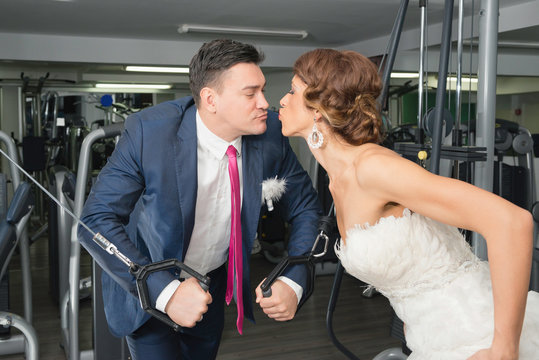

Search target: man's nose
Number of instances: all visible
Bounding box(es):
[258,93,269,109]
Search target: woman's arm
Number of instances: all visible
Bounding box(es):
[358,146,533,357]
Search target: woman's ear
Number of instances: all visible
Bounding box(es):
[200,87,217,113]
[313,109,323,122]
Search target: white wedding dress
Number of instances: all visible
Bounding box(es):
[335,209,539,359]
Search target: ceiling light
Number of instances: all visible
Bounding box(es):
[95,83,172,90]
[390,72,420,79]
[125,66,189,74]
[447,76,478,83]
[178,24,308,40]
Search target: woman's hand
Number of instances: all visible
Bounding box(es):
[467,344,518,360]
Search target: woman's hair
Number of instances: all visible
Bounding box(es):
[293,49,383,145]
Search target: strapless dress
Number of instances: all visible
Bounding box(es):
[335,209,539,359]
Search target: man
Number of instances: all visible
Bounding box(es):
[78,39,321,360]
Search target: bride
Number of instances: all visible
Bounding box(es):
[277,48,539,359]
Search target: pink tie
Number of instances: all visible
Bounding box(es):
[225,145,244,334]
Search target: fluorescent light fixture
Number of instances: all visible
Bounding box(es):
[95,83,172,89]
[125,66,189,74]
[178,24,308,40]
[447,76,478,83]
[390,72,419,78]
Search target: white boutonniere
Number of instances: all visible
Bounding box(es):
[261,176,287,211]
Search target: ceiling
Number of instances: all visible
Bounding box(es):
[0,0,536,46]
[0,0,538,88]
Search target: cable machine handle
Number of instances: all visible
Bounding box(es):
[129,259,211,332]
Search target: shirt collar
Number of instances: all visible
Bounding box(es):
[196,110,242,159]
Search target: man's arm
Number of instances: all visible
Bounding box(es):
[78,113,176,304]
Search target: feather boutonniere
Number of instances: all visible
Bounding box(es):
[261,176,287,211]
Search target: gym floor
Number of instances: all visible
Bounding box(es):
[2,233,400,359]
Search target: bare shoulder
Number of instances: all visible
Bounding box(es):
[353,143,425,193]
[354,144,402,175]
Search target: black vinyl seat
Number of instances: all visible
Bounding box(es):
[0,182,34,280]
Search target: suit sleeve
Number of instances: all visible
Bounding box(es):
[78,114,176,306]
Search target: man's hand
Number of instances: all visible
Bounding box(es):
[165,277,212,327]
[255,279,298,321]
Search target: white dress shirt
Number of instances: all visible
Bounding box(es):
[156,111,301,313]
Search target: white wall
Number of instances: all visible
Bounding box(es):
[0,86,21,177]
[496,92,539,134]
[0,86,21,139]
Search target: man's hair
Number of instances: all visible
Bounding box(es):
[189,39,265,106]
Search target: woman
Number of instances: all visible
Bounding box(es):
[278,48,539,359]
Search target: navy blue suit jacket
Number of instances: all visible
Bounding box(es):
[78,96,321,337]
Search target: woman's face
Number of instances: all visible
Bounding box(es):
[279,75,314,138]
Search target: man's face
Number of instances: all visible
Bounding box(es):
[212,62,269,141]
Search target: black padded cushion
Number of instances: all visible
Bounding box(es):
[6,182,33,224]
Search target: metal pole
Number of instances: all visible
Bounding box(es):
[67,123,124,360]
[417,0,427,139]
[455,0,464,132]
[0,312,38,360]
[451,0,465,179]
[68,128,102,360]
[430,0,454,175]
[472,0,499,259]
[379,0,410,110]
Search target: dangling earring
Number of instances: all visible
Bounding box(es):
[307,117,324,149]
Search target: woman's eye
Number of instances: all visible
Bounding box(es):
[288,89,295,95]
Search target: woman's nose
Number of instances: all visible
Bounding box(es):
[279,94,287,107]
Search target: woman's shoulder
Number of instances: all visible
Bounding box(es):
[352,143,404,184]
[354,143,399,167]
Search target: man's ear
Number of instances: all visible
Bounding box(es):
[200,87,217,113]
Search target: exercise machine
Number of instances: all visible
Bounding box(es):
[0,183,35,360]
[0,132,36,359]
[62,123,129,360]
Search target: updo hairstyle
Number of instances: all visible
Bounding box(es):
[293,49,383,145]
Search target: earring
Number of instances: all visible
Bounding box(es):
[307,118,324,149]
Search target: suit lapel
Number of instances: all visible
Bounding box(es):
[173,105,198,258]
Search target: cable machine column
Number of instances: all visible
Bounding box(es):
[472,0,499,259]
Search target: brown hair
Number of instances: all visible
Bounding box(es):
[293,49,383,145]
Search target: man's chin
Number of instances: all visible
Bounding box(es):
[255,123,267,135]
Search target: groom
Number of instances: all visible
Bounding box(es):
[78,39,321,360]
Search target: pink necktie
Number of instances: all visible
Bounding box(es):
[225,145,244,334]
